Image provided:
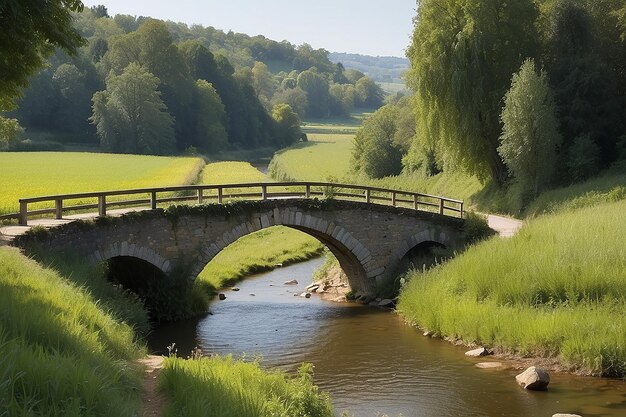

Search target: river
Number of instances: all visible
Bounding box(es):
[149,258,626,417]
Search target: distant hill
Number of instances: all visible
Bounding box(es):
[329,52,409,84]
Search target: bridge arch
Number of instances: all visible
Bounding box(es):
[189,208,374,294]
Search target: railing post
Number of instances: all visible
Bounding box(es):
[150,191,157,210]
[391,192,396,207]
[438,199,444,215]
[261,185,267,200]
[19,201,28,226]
[305,184,310,198]
[365,189,370,204]
[198,189,204,204]
[460,201,464,218]
[98,195,106,217]
[217,187,223,204]
[55,199,63,219]
[413,195,418,211]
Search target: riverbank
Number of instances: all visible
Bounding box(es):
[398,199,626,377]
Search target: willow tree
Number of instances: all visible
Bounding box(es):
[406,0,538,184]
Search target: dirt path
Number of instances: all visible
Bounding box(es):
[137,355,166,417]
[487,214,523,237]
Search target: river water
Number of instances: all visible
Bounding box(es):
[149,258,626,417]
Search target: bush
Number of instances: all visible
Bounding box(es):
[567,134,600,181]
[462,212,496,245]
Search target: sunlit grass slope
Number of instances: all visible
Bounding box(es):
[0,152,204,215]
[160,356,334,417]
[200,161,270,184]
[0,247,145,416]
[268,133,354,181]
[398,200,626,376]
[197,227,324,292]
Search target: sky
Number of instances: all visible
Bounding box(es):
[81,0,416,57]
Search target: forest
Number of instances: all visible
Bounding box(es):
[0,5,384,155]
[352,0,626,210]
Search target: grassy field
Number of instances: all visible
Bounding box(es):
[398,200,626,377]
[159,356,334,417]
[0,247,146,416]
[268,133,355,181]
[199,161,270,184]
[0,152,204,215]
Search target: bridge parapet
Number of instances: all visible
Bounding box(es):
[2,182,464,226]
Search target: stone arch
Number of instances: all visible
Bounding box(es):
[87,242,171,275]
[189,207,376,294]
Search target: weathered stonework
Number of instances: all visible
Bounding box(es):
[14,200,464,296]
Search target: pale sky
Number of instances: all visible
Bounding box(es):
[81,0,416,57]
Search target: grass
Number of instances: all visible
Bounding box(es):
[0,152,204,215]
[268,133,355,181]
[159,355,334,417]
[397,200,626,377]
[0,247,146,416]
[196,227,324,293]
[200,161,271,184]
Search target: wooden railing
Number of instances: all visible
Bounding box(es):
[4,182,464,226]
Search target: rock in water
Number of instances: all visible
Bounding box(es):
[378,299,394,308]
[465,347,490,357]
[284,279,298,285]
[218,293,226,300]
[231,287,240,291]
[515,366,550,390]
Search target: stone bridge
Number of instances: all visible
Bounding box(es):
[14,199,465,296]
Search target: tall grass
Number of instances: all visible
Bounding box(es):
[159,355,334,417]
[398,200,626,376]
[0,152,204,215]
[0,247,145,416]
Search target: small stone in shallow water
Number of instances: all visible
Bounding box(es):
[465,347,490,357]
[218,293,226,300]
[284,279,298,285]
[231,287,240,291]
[249,293,255,296]
[475,362,504,369]
[516,366,550,390]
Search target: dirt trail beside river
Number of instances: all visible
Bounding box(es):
[138,355,166,417]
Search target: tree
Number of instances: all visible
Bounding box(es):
[271,87,309,118]
[251,61,276,102]
[0,116,23,149]
[0,0,85,109]
[272,104,302,147]
[355,77,384,109]
[407,0,538,184]
[297,69,330,118]
[191,80,228,152]
[91,63,175,154]
[352,105,403,178]
[498,59,561,203]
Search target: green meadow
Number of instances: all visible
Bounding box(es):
[0,152,204,215]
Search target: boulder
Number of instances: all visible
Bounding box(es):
[305,293,311,299]
[378,299,394,308]
[516,366,550,390]
[284,279,298,285]
[231,287,240,291]
[218,293,226,300]
[307,285,320,293]
[465,347,490,357]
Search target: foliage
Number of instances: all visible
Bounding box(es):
[0,116,23,149]
[0,247,144,416]
[91,63,175,154]
[352,105,403,178]
[407,0,538,184]
[0,152,203,215]
[498,59,561,204]
[566,134,601,182]
[462,212,496,245]
[190,80,228,152]
[398,200,626,377]
[0,0,85,110]
[159,355,334,417]
[272,104,303,147]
